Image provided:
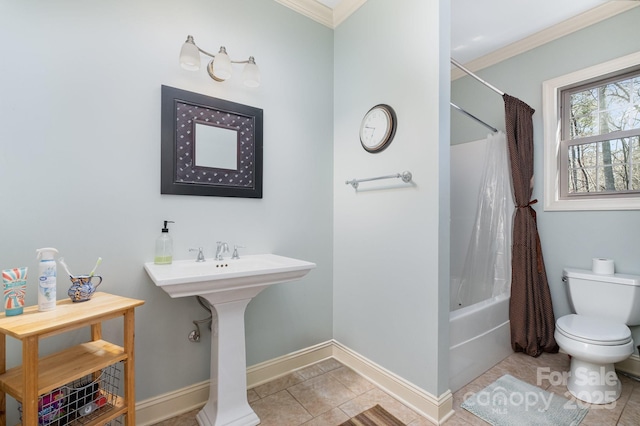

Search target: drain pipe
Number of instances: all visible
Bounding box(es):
[188,296,215,342]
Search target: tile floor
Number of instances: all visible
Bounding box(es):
[152,352,640,425]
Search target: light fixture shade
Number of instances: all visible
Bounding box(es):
[179,36,200,71]
[242,57,261,88]
[212,47,232,81]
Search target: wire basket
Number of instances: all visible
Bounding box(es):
[19,362,122,425]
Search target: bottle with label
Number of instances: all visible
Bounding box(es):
[154,220,174,265]
[36,247,59,311]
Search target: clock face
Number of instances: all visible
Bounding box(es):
[359,104,396,153]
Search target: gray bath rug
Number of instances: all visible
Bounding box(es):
[461,374,588,426]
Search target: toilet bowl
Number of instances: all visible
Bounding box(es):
[555,268,640,404]
[555,314,633,403]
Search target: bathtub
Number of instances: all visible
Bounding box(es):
[449,292,512,392]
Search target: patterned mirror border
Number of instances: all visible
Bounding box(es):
[161,85,263,198]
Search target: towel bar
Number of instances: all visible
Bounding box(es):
[345,171,412,189]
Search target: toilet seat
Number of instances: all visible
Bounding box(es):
[556,314,631,346]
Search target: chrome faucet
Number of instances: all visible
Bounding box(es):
[215,241,229,260]
[189,247,206,262]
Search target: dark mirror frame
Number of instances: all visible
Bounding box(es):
[161,85,263,198]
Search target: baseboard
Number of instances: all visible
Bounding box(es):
[246,340,335,387]
[617,354,640,378]
[135,340,453,425]
[331,341,454,424]
[135,380,209,426]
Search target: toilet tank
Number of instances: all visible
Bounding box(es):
[564,268,640,326]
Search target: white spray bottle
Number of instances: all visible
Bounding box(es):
[36,247,59,311]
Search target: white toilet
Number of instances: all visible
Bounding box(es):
[555,268,640,404]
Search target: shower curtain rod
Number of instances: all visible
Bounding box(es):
[450,58,502,132]
[450,102,498,133]
[451,58,505,96]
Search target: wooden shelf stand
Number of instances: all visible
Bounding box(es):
[0,292,144,425]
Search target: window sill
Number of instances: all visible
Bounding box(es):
[544,195,640,211]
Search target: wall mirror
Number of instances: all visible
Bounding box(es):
[161,85,263,198]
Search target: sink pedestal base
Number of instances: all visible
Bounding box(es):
[143,254,316,425]
[196,296,261,426]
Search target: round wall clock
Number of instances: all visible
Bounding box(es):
[359,104,397,153]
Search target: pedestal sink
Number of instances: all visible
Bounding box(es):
[144,254,316,426]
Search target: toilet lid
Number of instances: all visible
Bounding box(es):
[556,314,632,346]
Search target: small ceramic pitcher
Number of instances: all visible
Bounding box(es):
[68,275,102,302]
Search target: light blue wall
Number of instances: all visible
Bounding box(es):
[451,8,640,346]
[333,0,450,396]
[0,0,333,421]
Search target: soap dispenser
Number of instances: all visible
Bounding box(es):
[154,220,174,265]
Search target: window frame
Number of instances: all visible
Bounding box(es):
[542,51,640,211]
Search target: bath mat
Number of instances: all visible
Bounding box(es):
[461,374,588,426]
[340,404,405,426]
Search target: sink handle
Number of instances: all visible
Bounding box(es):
[189,247,206,262]
[232,245,244,260]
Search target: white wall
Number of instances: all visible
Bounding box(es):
[451,8,640,348]
[333,0,451,396]
[0,0,333,421]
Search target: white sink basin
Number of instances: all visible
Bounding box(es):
[144,253,316,300]
[143,253,315,426]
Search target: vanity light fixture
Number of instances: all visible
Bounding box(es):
[179,35,261,88]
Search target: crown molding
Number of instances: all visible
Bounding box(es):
[276,1,639,70]
[274,0,333,27]
[333,0,368,27]
[274,0,366,28]
[451,2,640,80]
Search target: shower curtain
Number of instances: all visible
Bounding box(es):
[457,131,513,307]
[503,94,558,357]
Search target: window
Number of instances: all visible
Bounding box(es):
[561,71,640,197]
[543,52,640,211]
